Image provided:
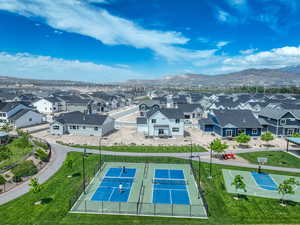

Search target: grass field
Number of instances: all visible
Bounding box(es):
[0,138,33,170]
[0,152,300,225]
[60,143,207,153]
[238,151,300,169]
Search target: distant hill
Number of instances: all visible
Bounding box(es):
[0,75,110,87]
[279,65,300,74]
[127,67,300,87]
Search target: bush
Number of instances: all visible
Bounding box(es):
[33,141,48,150]
[0,175,6,185]
[35,149,49,162]
[12,176,22,183]
[0,146,12,161]
[12,160,38,178]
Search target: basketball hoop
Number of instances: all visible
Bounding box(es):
[257,157,268,173]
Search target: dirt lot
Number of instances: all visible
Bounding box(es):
[31,125,290,151]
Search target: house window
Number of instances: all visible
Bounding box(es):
[172,127,180,132]
[280,119,286,125]
[94,127,98,131]
[151,119,156,124]
[28,118,32,122]
[70,125,77,130]
[83,126,86,129]
[225,130,232,137]
[158,129,164,135]
[287,129,294,136]
[53,125,60,130]
[175,119,180,124]
[252,129,258,135]
[238,129,245,134]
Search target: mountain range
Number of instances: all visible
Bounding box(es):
[1,65,300,88]
[127,65,300,87]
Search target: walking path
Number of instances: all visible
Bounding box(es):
[0,142,299,205]
[0,143,67,205]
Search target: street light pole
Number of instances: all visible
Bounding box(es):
[208,148,213,179]
[82,146,87,194]
[198,154,201,198]
[99,138,102,168]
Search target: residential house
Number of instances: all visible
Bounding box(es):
[33,97,63,114]
[199,109,262,138]
[50,111,115,136]
[136,108,184,137]
[258,104,300,136]
[0,102,43,128]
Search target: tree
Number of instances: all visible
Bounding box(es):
[29,177,42,194]
[0,146,12,161]
[0,122,13,133]
[278,178,300,205]
[292,133,300,138]
[231,175,247,199]
[209,138,228,157]
[0,175,6,185]
[261,132,274,146]
[65,158,74,170]
[235,133,251,147]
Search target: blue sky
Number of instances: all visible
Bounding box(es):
[0,0,300,82]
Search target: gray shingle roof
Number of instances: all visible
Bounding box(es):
[213,109,261,128]
[0,102,23,112]
[54,111,109,125]
[136,117,147,124]
[9,109,31,121]
[146,108,184,119]
[177,104,202,112]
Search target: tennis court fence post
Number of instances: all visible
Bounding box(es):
[119,202,121,213]
[154,204,156,215]
[102,201,103,213]
[84,200,87,212]
[172,204,174,216]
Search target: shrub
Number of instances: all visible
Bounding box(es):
[12,160,38,178]
[0,175,6,185]
[33,141,48,150]
[35,149,49,162]
[12,176,22,183]
[0,146,12,161]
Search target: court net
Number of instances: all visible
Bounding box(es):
[152,178,188,185]
[101,177,135,183]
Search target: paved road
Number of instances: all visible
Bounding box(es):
[109,106,138,119]
[1,142,299,205]
[0,143,67,205]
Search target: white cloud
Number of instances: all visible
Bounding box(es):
[217,9,230,22]
[239,48,258,55]
[216,41,230,48]
[200,46,300,74]
[0,52,142,82]
[0,0,216,62]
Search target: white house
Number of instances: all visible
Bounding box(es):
[0,102,30,125]
[9,109,43,128]
[33,97,62,114]
[136,108,184,137]
[0,102,43,128]
[50,111,115,136]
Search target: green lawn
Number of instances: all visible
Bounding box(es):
[238,151,300,169]
[60,142,207,153]
[0,153,300,225]
[0,138,33,170]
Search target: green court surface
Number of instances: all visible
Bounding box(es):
[70,162,207,218]
[223,169,300,202]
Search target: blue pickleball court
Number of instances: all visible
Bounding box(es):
[91,167,136,202]
[251,172,278,191]
[152,169,190,205]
